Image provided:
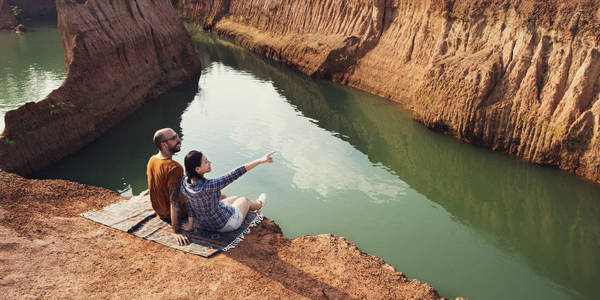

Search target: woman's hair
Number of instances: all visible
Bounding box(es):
[184,150,204,182]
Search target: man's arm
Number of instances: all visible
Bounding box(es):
[169,186,190,246]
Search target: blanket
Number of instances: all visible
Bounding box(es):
[81,191,263,257]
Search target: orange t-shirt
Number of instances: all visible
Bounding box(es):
[146,155,188,221]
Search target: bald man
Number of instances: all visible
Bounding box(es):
[146,128,191,246]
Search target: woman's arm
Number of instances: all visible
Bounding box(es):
[203,151,277,192]
[245,151,276,171]
[203,166,247,192]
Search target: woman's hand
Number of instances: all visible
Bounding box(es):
[259,151,277,164]
[245,151,277,172]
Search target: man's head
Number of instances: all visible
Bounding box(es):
[153,128,181,155]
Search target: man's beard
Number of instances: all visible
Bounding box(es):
[168,143,181,154]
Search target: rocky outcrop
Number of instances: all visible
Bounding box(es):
[0,0,202,175]
[0,169,444,299]
[0,0,17,30]
[179,0,600,184]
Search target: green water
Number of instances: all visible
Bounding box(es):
[0,23,66,132]
[6,26,598,299]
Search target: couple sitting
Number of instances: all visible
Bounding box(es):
[146,128,274,246]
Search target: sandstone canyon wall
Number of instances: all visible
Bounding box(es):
[0,0,202,175]
[0,0,17,30]
[179,0,600,184]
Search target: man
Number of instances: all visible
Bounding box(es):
[147,128,191,246]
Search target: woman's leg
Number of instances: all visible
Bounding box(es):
[231,197,250,220]
[221,195,239,206]
[231,197,262,220]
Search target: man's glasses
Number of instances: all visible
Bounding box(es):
[163,134,179,143]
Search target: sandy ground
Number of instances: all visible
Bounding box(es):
[0,170,445,299]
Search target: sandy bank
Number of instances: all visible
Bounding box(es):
[0,170,447,299]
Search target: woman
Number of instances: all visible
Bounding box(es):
[181,150,276,232]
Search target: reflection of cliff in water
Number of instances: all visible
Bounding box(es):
[33,81,198,194]
[193,32,600,295]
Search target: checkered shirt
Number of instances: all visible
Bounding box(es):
[180,166,247,231]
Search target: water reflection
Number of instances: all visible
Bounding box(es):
[0,24,66,131]
[29,30,600,299]
[34,82,198,194]
[192,32,600,298]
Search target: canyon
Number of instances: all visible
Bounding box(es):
[0,0,202,175]
[0,1,451,298]
[178,0,600,184]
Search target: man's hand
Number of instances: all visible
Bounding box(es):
[175,232,190,246]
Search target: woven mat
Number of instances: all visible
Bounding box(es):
[81,191,262,257]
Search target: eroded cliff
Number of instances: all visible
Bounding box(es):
[179,0,600,183]
[0,0,17,30]
[0,0,202,175]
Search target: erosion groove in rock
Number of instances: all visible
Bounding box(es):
[179,0,600,184]
[0,0,202,175]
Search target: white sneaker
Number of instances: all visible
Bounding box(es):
[257,193,267,212]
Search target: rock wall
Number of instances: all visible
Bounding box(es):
[179,0,600,184]
[0,0,17,30]
[0,0,202,175]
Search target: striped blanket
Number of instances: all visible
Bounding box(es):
[81,191,262,257]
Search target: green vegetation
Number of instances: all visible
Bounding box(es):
[178,12,189,21]
[3,137,15,145]
[337,53,348,62]
[184,22,203,45]
[11,5,22,17]
[519,115,567,136]
[316,39,323,46]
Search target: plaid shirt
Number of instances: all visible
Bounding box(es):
[180,166,247,230]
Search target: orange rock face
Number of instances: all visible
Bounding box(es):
[0,0,17,30]
[179,0,600,184]
[0,0,202,175]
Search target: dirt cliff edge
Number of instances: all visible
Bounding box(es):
[0,0,202,175]
[179,0,600,184]
[0,169,445,299]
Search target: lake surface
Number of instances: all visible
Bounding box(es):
[7,25,599,300]
[0,23,66,132]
